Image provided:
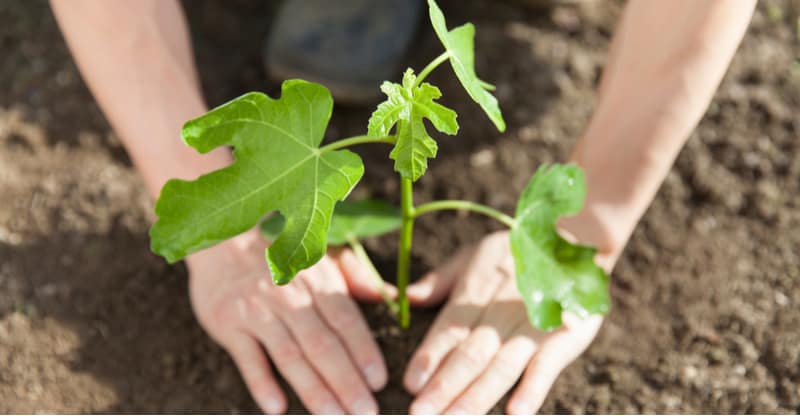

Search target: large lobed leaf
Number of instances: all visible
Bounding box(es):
[510,164,610,330]
[368,69,458,181]
[150,80,364,285]
[427,0,506,132]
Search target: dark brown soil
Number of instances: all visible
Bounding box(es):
[2,0,799,413]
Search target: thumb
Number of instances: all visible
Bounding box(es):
[334,248,398,302]
[406,246,474,307]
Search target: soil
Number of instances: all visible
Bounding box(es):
[1,0,799,413]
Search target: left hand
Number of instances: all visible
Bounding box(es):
[186,230,393,414]
[402,231,610,414]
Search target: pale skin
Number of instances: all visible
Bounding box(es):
[51,0,755,414]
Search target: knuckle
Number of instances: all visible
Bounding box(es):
[271,340,305,364]
[326,304,360,331]
[304,331,339,356]
[454,342,493,371]
[306,392,338,413]
[413,351,433,369]
[410,349,434,372]
[451,397,479,413]
[256,277,271,293]
[205,299,244,330]
[442,321,471,342]
[424,377,447,396]
[492,353,523,379]
[484,231,510,249]
[243,372,272,393]
[269,282,311,309]
[206,303,230,326]
[335,383,366,406]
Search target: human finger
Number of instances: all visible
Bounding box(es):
[302,258,388,391]
[445,324,539,414]
[409,278,524,414]
[224,332,287,414]
[404,235,510,394]
[507,315,603,415]
[405,246,475,306]
[334,248,398,302]
[246,292,345,414]
[268,278,378,414]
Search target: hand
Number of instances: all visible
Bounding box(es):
[402,231,611,414]
[186,229,391,414]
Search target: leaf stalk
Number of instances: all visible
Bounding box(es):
[413,200,515,227]
[347,237,400,315]
[414,51,451,88]
[319,135,396,152]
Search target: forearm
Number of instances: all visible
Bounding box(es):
[51,0,231,198]
[562,0,756,263]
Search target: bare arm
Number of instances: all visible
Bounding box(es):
[51,2,389,413]
[563,0,757,265]
[404,2,758,414]
[50,0,230,198]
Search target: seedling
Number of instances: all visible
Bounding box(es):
[150,0,609,330]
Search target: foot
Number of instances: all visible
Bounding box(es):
[265,0,422,104]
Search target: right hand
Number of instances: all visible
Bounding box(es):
[185,229,391,414]
[402,232,608,414]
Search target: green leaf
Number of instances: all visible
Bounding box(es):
[368,69,458,181]
[260,199,402,245]
[510,164,610,330]
[259,212,286,241]
[150,80,364,285]
[427,0,506,132]
[326,199,402,245]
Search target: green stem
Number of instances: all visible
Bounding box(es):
[396,177,415,329]
[319,135,396,152]
[413,200,515,228]
[414,51,451,88]
[347,237,399,316]
[478,79,497,91]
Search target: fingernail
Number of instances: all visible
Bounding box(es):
[322,402,345,414]
[262,397,283,414]
[405,368,430,392]
[410,400,436,415]
[508,400,529,415]
[363,364,386,390]
[352,398,378,415]
[406,284,429,299]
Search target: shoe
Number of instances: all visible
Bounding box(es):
[265,0,422,104]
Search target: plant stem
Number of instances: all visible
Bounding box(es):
[478,79,497,91]
[347,237,399,316]
[413,200,515,228]
[319,135,396,152]
[396,177,415,329]
[414,51,451,88]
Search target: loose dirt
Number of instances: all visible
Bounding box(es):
[1,0,798,413]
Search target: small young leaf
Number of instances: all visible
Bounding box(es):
[510,164,610,330]
[150,80,364,285]
[260,199,402,245]
[427,0,506,132]
[368,69,458,181]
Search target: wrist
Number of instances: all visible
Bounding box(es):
[561,126,673,269]
[558,202,629,271]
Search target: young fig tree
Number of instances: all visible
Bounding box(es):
[150,0,609,331]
